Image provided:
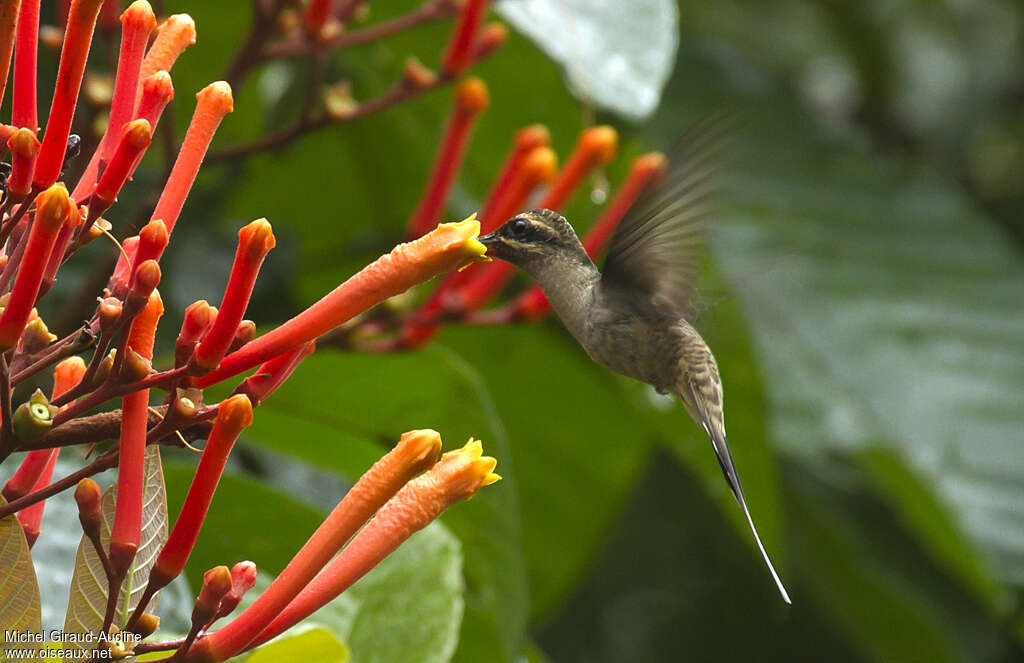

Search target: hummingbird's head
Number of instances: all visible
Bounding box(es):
[478,209,586,269]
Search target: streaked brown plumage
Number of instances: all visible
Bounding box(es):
[479,117,791,603]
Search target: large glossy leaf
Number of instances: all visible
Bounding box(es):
[243,627,348,663]
[0,496,42,657]
[238,523,462,663]
[62,447,168,661]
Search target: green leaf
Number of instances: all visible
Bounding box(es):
[62,447,168,661]
[0,496,42,660]
[243,627,348,663]
[238,523,461,663]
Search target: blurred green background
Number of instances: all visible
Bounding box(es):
[16,0,1024,660]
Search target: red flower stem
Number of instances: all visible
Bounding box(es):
[0,186,71,350]
[231,340,315,406]
[89,118,152,211]
[127,395,253,632]
[149,82,234,238]
[511,152,667,320]
[478,125,551,229]
[405,77,489,239]
[108,290,162,576]
[15,449,58,546]
[33,0,106,190]
[193,219,486,387]
[0,0,21,108]
[70,0,156,201]
[190,220,275,372]
[12,0,39,132]
[441,0,488,76]
[192,431,444,661]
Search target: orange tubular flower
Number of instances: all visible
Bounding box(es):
[135,70,174,126]
[249,440,500,651]
[405,78,490,239]
[188,430,445,662]
[194,219,487,387]
[148,395,253,591]
[109,289,163,574]
[0,185,71,350]
[175,299,214,367]
[512,151,667,320]
[442,0,489,76]
[90,118,152,210]
[149,82,233,237]
[453,126,618,312]
[479,124,551,228]
[138,13,195,83]
[133,218,169,268]
[6,127,40,198]
[12,0,39,132]
[0,0,20,107]
[33,0,106,190]
[233,340,315,407]
[71,0,155,200]
[190,219,275,373]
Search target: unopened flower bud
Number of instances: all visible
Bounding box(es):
[13,390,58,441]
[21,317,57,354]
[91,349,116,387]
[99,297,123,333]
[214,561,258,621]
[402,57,436,89]
[172,387,203,420]
[228,320,256,352]
[133,613,160,638]
[123,348,154,381]
[84,217,112,244]
[193,565,233,628]
[74,478,104,541]
[474,21,507,58]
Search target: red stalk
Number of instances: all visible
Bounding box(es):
[148,395,253,590]
[33,0,106,190]
[12,0,39,132]
[405,77,489,239]
[0,0,21,108]
[190,219,275,372]
[233,340,315,406]
[90,118,152,209]
[108,290,163,573]
[71,0,156,200]
[0,186,71,350]
[442,0,489,76]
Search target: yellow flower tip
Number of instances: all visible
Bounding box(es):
[122,1,157,31]
[420,214,489,271]
[454,437,484,459]
[482,472,502,486]
[581,125,619,164]
[34,184,72,232]
[431,438,499,502]
[198,81,235,115]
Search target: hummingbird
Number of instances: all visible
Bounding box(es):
[478,119,791,603]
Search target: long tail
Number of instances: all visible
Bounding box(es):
[682,377,792,604]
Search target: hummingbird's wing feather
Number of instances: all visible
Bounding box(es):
[676,329,792,604]
[601,115,731,318]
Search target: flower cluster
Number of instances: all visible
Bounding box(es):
[0,0,505,658]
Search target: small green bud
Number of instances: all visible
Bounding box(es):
[13,390,58,441]
[21,318,57,355]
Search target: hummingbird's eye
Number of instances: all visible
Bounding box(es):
[507,218,530,238]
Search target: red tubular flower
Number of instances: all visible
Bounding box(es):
[40,202,83,292]
[32,0,106,190]
[233,340,315,407]
[15,450,58,546]
[148,395,253,591]
[71,0,156,200]
[190,219,275,373]
[405,78,490,239]
[2,450,52,502]
[249,440,501,651]
[452,126,618,312]
[0,0,20,107]
[511,151,667,320]
[109,289,163,574]
[12,0,40,132]
[193,219,487,388]
[472,21,507,60]
[0,185,71,350]
[6,127,40,198]
[442,0,489,77]
[90,118,152,210]
[214,561,258,622]
[138,13,196,83]
[479,124,551,229]
[190,430,445,662]
[134,70,174,126]
[110,234,139,290]
[149,82,233,236]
